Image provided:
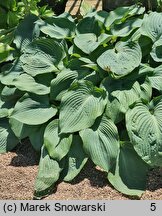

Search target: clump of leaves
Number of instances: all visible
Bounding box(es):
[0,0,53,29]
[1,3,162,198]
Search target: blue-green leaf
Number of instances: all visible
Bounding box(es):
[44,119,72,161]
[108,142,149,196]
[10,94,57,125]
[63,135,88,182]
[80,115,119,172]
[126,97,162,166]
[59,80,107,133]
[0,118,19,153]
[34,147,61,197]
[20,38,65,76]
[97,41,142,77]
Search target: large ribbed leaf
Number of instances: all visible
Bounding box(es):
[0,118,19,153]
[97,41,142,77]
[10,94,57,125]
[140,79,152,102]
[9,118,37,140]
[80,0,94,16]
[59,80,107,134]
[20,38,65,76]
[50,69,78,101]
[126,97,162,166]
[101,72,152,123]
[0,104,10,118]
[111,18,142,37]
[14,14,39,50]
[34,147,61,197]
[96,5,144,29]
[0,58,23,85]
[76,17,101,36]
[108,142,149,196]
[12,74,50,95]
[0,98,15,118]
[9,117,45,151]
[80,115,119,172]
[44,119,72,161]
[37,17,75,39]
[0,86,23,118]
[29,124,46,152]
[74,33,100,54]
[1,86,23,102]
[140,12,162,42]
[150,38,162,62]
[63,135,88,182]
[101,77,141,115]
[105,97,124,124]
[148,65,162,91]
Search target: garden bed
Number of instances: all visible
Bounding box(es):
[0,141,162,200]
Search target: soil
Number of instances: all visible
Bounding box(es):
[65,0,102,15]
[0,141,162,200]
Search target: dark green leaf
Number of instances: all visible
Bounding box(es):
[108,142,149,196]
[44,119,72,161]
[80,115,119,172]
[34,147,61,197]
[63,135,88,182]
[0,118,19,153]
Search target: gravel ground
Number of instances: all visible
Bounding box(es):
[1,0,162,201]
[0,141,162,200]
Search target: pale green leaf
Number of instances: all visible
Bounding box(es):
[97,5,144,29]
[148,65,162,91]
[1,86,23,102]
[140,79,152,102]
[150,38,162,62]
[140,12,162,42]
[0,99,13,118]
[97,41,142,77]
[12,74,50,95]
[10,94,57,125]
[74,33,100,54]
[0,58,23,85]
[80,0,94,16]
[9,118,38,140]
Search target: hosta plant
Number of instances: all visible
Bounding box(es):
[1,3,162,198]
